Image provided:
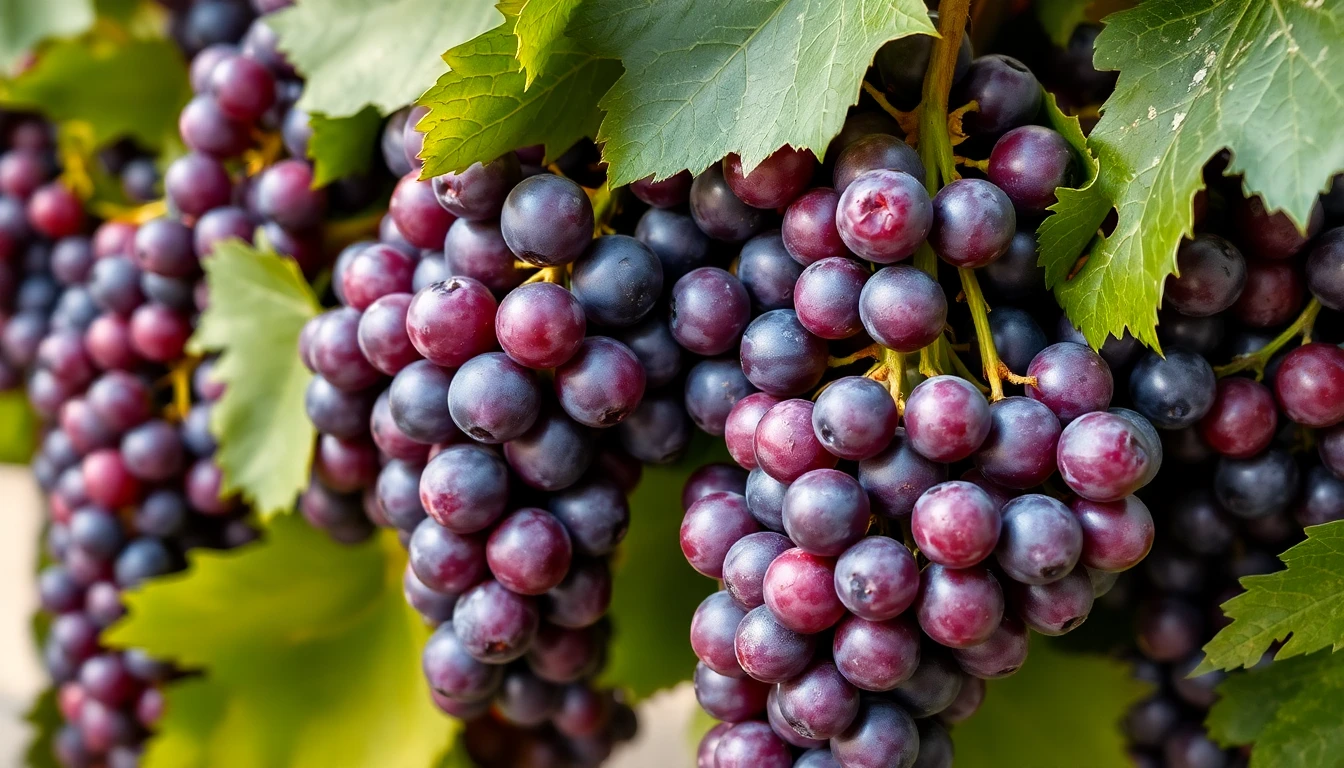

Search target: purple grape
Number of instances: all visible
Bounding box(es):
[1213,448,1300,519]
[681,463,749,509]
[554,337,646,428]
[734,603,816,683]
[903,376,991,463]
[783,188,850,265]
[357,293,420,375]
[634,207,711,282]
[548,480,629,556]
[953,55,1041,137]
[812,376,898,460]
[502,409,594,491]
[912,481,1000,568]
[1234,194,1323,260]
[452,580,539,663]
[1298,464,1344,527]
[571,234,663,327]
[390,172,456,250]
[684,357,755,436]
[495,281,585,369]
[432,153,520,220]
[890,649,964,717]
[120,420,185,483]
[164,152,232,218]
[405,277,497,366]
[953,615,1029,678]
[419,445,508,533]
[387,360,457,444]
[836,169,932,263]
[754,399,837,482]
[526,623,601,684]
[715,720,791,768]
[1026,342,1113,423]
[1274,342,1344,428]
[1012,567,1093,635]
[486,508,572,595]
[929,178,1015,268]
[617,391,691,464]
[408,517,486,594]
[737,231,803,310]
[689,165,766,243]
[1306,226,1344,310]
[723,531,792,610]
[768,686,827,749]
[1129,348,1217,429]
[447,352,540,443]
[1233,257,1305,327]
[833,134,925,193]
[722,147,816,209]
[193,205,253,257]
[1198,377,1277,458]
[762,548,844,634]
[832,613,920,691]
[629,170,692,208]
[691,590,748,676]
[777,661,860,740]
[309,307,383,392]
[725,393,780,469]
[680,491,759,578]
[858,264,947,352]
[783,468,871,556]
[178,94,249,157]
[973,396,1061,489]
[995,494,1083,584]
[739,309,828,397]
[830,699,920,768]
[376,460,428,531]
[423,622,502,701]
[544,557,611,629]
[443,218,525,293]
[986,126,1074,214]
[1164,234,1247,316]
[1057,411,1158,502]
[669,266,751,356]
[983,230,1046,300]
[617,317,682,389]
[501,174,593,266]
[916,564,1004,648]
[834,536,919,621]
[858,428,947,518]
[694,662,769,723]
[794,257,868,340]
[745,467,788,532]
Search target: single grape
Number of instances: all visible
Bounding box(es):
[422,623,503,702]
[734,604,816,683]
[419,444,509,533]
[836,169,932,263]
[929,178,1015,268]
[754,399,837,483]
[737,231,803,311]
[571,234,663,327]
[1213,449,1300,519]
[1025,342,1113,423]
[722,147,816,209]
[762,547,845,634]
[1056,411,1158,502]
[548,480,629,556]
[502,409,594,491]
[447,352,540,443]
[164,152,232,218]
[982,231,1046,300]
[634,207,711,282]
[193,205,254,257]
[812,376,898,460]
[783,188,850,265]
[405,277,497,367]
[952,615,1029,679]
[691,590,749,676]
[916,564,1004,648]
[544,557,612,629]
[681,491,759,578]
[723,531,793,610]
[952,54,1041,137]
[739,309,828,398]
[629,170,693,209]
[1297,464,1344,527]
[408,517,487,595]
[1169,489,1236,556]
[452,580,539,663]
[1306,227,1344,310]
[1274,342,1344,428]
[617,391,691,464]
[777,661,860,740]
[745,467,788,531]
[443,218,526,293]
[694,663,768,723]
[432,153,520,220]
[617,317,682,389]
[912,481,1000,569]
[995,494,1083,585]
[499,174,593,266]
[833,536,919,621]
[832,134,925,193]
[1198,377,1277,458]
[178,94,250,157]
[1071,495,1155,572]
[768,685,827,749]
[1233,194,1324,260]
[526,623,602,684]
[1012,567,1093,635]
[669,266,751,356]
[903,376,992,463]
[1322,424,1344,477]
[356,293,420,375]
[1232,257,1304,327]
[794,257,868,340]
[376,460,428,530]
[387,360,458,444]
[689,165,766,243]
[1164,234,1247,316]
[783,469,871,556]
[858,428,947,518]
[714,720,791,768]
[486,508,573,595]
[684,357,755,436]
[554,337,646,428]
[681,463,748,509]
[858,264,947,352]
[974,396,1060,488]
[986,126,1074,214]
[832,613,921,691]
[389,172,456,249]
[830,699,920,768]
[1129,348,1217,429]
[309,307,382,392]
[875,17,972,108]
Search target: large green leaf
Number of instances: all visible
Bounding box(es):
[0,38,190,150]
[566,0,935,187]
[189,241,320,519]
[1199,520,1344,673]
[415,18,620,178]
[953,638,1150,768]
[512,0,582,87]
[1038,0,1344,350]
[268,0,501,119]
[1207,651,1344,768]
[0,389,38,464]
[0,0,93,69]
[600,435,726,700]
[106,515,456,768]
[308,107,382,187]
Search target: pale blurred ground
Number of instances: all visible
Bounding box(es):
[0,466,693,768]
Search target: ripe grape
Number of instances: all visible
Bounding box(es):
[833,536,919,621]
[987,126,1074,213]
[929,178,1015,268]
[836,169,932,263]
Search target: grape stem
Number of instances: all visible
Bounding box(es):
[858,81,920,140]
[828,344,881,367]
[523,266,568,286]
[158,356,199,422]
[1214,297,1322,379]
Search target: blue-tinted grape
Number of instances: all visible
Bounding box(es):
[669,267,751,356]
[737,231,802,311]
[447,352,540,443]
[689,165,766,243]
[634,207,711,282]
[684,357,755,436]
[571,234,663,327]
[953,55,1041,137]
[1129,348,1216,429]
[501,174,593,266]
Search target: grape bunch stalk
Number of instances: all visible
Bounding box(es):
[644,8,1170,768]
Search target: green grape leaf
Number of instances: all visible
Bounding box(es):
[1037,0,1344,350]
[23,686,60,768]
[0,38,190,150]
[0,0,93,69]
[600,435,726,700]
[106,515,457,768]
[1206,651,1344,768]
[953,638,1150,768]
[308,107,382,187]
[189,241,320,519]
[566,0,936,187]
[1198,520,1344,673]
[511,0,582,87]
[267,0,502,119]
[0,389,38,464]
[416,19,620,178]
[1034,0,1095,46]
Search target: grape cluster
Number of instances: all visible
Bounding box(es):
[298,110,655,759]
[1109,166,1344,768]
[644,36,1168,768]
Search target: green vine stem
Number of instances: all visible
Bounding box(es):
[1215,297,1322,379]
[917,0,969,193]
